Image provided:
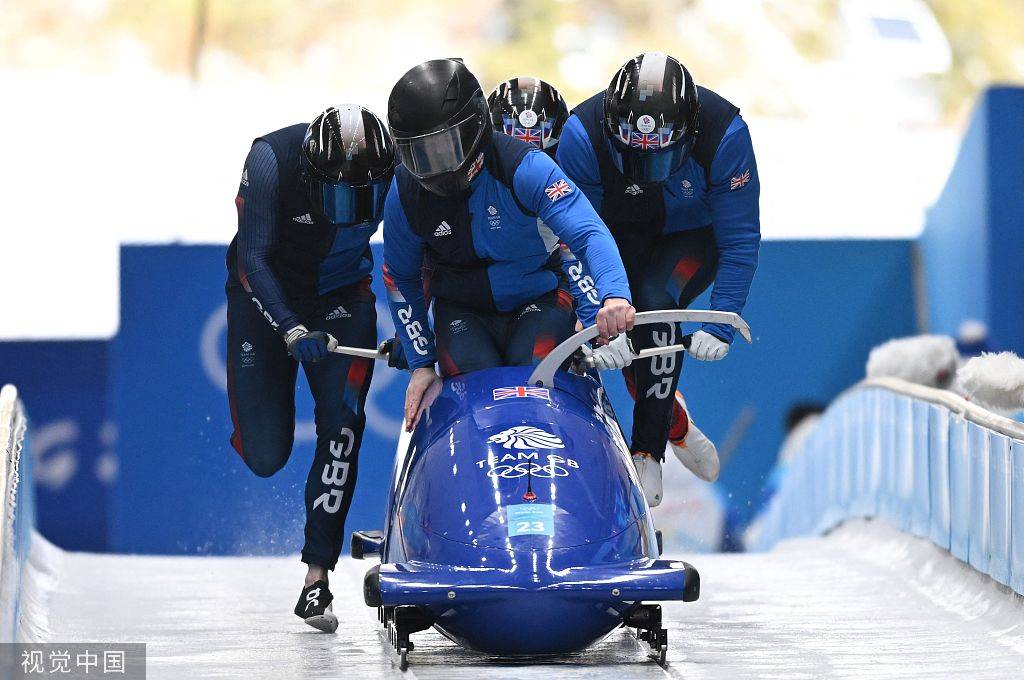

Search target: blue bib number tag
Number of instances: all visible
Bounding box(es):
[507,504,554,537]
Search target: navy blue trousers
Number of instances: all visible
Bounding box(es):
[623,228,718,459]
[432,287,575,378]
[226,280,376,569]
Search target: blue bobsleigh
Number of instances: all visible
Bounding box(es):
[348,311,752,669]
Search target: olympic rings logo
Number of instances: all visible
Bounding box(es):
[486,461,570,479]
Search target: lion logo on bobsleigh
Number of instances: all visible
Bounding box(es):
[486,425,566,450]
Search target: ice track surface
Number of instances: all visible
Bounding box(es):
[25,520,1024,680]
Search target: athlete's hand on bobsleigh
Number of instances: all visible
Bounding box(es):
[284,325,338,363]
[688,329,729,362]
[595,297,635,341]
[405,367,442,432]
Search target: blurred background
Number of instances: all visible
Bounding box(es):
[1,0,1022,555]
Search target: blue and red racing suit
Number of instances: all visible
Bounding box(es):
[382,132,631,376]
[556,87,760,458]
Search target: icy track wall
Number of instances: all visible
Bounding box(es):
[749,378,1024,596]
[0,385,33,641]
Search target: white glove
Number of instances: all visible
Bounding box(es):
[688,330,729,361]
[582,334,634,370]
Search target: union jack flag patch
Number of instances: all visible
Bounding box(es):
[467,152,485,182]
[730,169,751,191]
[493,386,551,400]
[629,132,662,151]
[513,127,542,145]
[545,179,573,201]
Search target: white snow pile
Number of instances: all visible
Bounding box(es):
[956,352,1024,416]
[866,334,959,388]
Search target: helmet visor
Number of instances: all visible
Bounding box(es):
[500,115,555,149]
[611,140,692,183]
[307,174,391,225]
[393,112,485,178]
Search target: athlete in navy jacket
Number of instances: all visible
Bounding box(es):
[225,106,393,632]
[485,74,722,495]
[383,59,635,429]
[485,76,604,336]
[557,53,761,499]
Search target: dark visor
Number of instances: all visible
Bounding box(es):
[393,112,484,178]
[305,172,390,226]
[611,140,693,183]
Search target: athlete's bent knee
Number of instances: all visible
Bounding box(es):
[236,435,292,478]
[246,455,287,478]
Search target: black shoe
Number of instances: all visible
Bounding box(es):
[295,580,338,633]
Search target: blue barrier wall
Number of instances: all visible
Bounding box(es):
[747,381,1024,596]
[0,238,916,555]
[607,239,917,527]
[110,245,405,555]
[108,240,915,553]
[0,342,109,551]
[920,86,1024,354]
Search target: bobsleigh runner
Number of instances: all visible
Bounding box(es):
[334,310,752,669]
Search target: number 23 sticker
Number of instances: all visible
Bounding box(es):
[506,504,554,537]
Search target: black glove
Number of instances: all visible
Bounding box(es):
[284,326,337,363]
[378,336,409,370]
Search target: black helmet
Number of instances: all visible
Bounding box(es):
[388,59,490,197]
[603,52,699,183]
[301,105,395,225]
[487,77,569,156]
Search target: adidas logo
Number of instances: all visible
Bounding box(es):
[325,305,350,320]
[517,303,542,319]
[240,169,249,187]
[293,213,314,224]
[434,220,452,237]
[625,184,644,196]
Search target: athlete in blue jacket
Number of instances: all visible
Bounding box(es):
[383,59,635,429]
[557,53,761,499]
[485,76,604,335]
[486,75,719,476]
[225,106,393,632]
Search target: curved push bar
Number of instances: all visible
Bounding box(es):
[528,310,752,388]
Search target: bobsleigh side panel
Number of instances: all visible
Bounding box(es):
[392,368,648,556]
[378,366,667,656]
